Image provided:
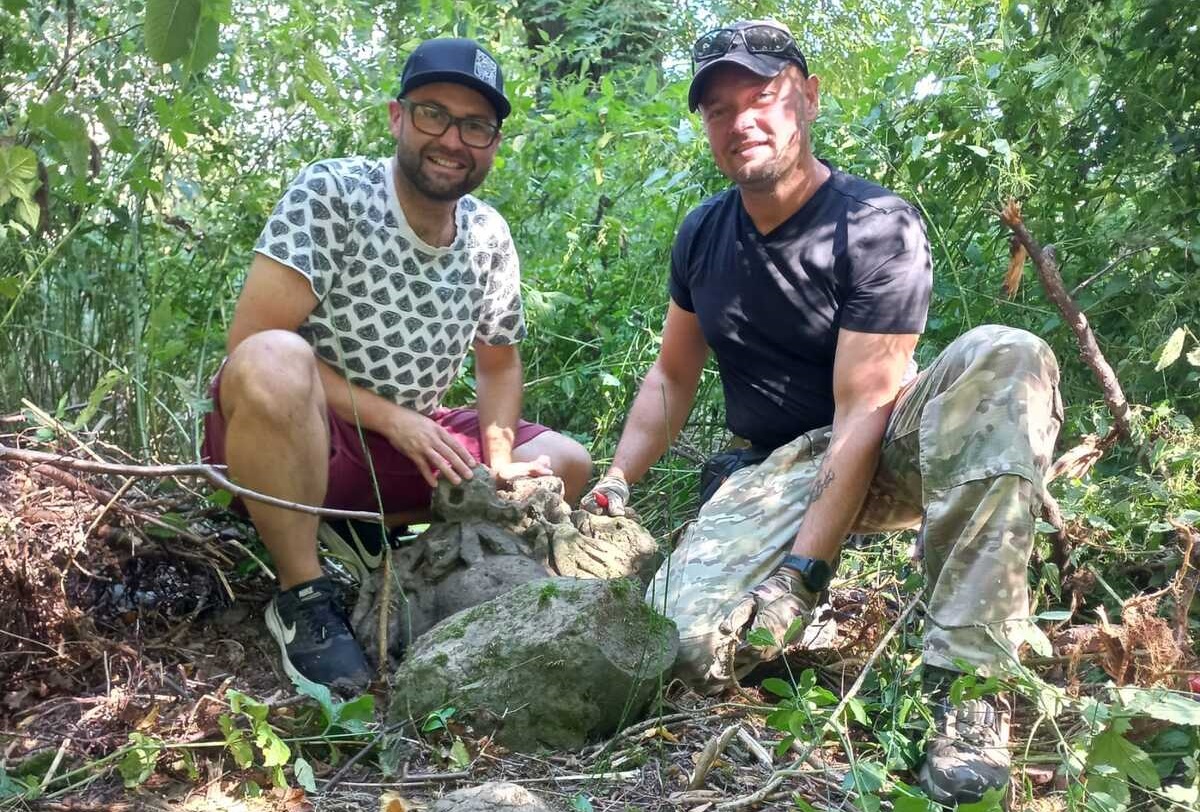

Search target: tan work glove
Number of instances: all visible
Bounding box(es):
[580,473,630,517]
[719,565,820,667]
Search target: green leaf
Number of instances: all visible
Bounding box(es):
[957,788,1006,812]
[1088,730,1160,789]
[71,369,123,430]
[761,677,795,699]
[184,17,220,74]
[207,489,233,508]
[893,794,935,812]
[289,671,337,725]
[1153,327,1186,371]
[423,706,456,733]
[845,697,869,726]
[965,144,990,158]
[118,733,162,788]
[448,737,470,769]
[0,146,39,207]
[842,760,886,793]
[254,722,291,767]
[1084,770,1129,812]
[1037,610,1073,621]
[144,0,202,64]
[219,715,253,768]
[292,757,316,793]
[570,794,595,812]
[14,197,38,230]
[1113,686,1200,725]
[745,627,776,648]
[335,693,375,729]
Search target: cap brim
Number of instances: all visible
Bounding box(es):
[688,52,790,112]
[402,71,512,121]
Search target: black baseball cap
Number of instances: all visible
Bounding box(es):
[688,20,809,112]
[399,38,511,121]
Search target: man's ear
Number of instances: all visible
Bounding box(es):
[802,73,821,120]
[387,99,405,138]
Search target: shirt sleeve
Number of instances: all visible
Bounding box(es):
[253,161,349,300]
[841,205,932,334]
[668,213,700,312]
[475,219,526,346]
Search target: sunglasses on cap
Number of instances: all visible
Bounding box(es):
[692,25,809,75]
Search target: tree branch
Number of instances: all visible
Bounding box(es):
[0,444,381,521]
[1001,200,1134,440]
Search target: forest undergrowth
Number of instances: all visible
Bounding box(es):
[2,0,1199,809]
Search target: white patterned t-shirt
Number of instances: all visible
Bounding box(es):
[253,157,525,414]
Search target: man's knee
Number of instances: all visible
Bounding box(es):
[221,330,322,420]
[956,325,1059,382]
[530,432,592,499]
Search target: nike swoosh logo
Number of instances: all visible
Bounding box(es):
[270,603,298,644]
[350,527,384,569]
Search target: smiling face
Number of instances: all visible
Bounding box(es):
[388,81,501,202]
[697,64,820,191]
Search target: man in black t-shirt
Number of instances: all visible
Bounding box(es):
[581,20,1063,806]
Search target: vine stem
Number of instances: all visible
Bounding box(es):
[0,443,380,521]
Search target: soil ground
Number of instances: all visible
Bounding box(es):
[1,445,1196,812]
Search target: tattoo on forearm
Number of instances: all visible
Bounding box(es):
[811,468,835,502]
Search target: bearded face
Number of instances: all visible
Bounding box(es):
[388,83,500,203]
[394,136,491,201]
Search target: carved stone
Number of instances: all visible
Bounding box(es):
[351,466,661,668]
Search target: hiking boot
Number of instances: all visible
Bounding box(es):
[264,577,371,695]
[318,519,406,583]
[918,667,1012,806]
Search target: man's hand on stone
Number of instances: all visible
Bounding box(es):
[719,565,819,668]
[491,456,553,487]
[580,473,630,516]
[386,408,476,487]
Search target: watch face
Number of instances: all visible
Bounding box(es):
[803,558,832,591]
[783,555,833,591]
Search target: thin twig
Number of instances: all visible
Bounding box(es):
[322,722,405,793]
[317,770,471,788]
[688,722,740,789]
[0,444,380,520]
[1069,241,1162,296]
[736,725,774,768]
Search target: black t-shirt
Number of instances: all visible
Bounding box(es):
[670,165,932,449]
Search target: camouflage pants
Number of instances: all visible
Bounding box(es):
[645,325,1063,691]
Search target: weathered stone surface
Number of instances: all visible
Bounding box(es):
[431,781,556,812]
[388,576,679,752]
[351,467,661,668]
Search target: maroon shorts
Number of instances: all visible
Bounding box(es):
[200,364,551,514]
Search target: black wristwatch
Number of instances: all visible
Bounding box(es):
[780,555,834,592]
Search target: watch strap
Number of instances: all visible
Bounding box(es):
[779,554,834,592]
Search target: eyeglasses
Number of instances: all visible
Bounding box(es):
[692,25,809,75]
[397,99,500,148]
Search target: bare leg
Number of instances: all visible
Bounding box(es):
[220,330,328,589]
[514,431,592,504]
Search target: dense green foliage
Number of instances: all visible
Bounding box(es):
[2,1,1200,806]
[5,0,1199,460]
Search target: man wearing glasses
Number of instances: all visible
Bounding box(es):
[582,20,1062,805]
[202,38,591,695]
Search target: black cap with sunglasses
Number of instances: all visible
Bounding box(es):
[688,20,809,112]
[399,37,511,121]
